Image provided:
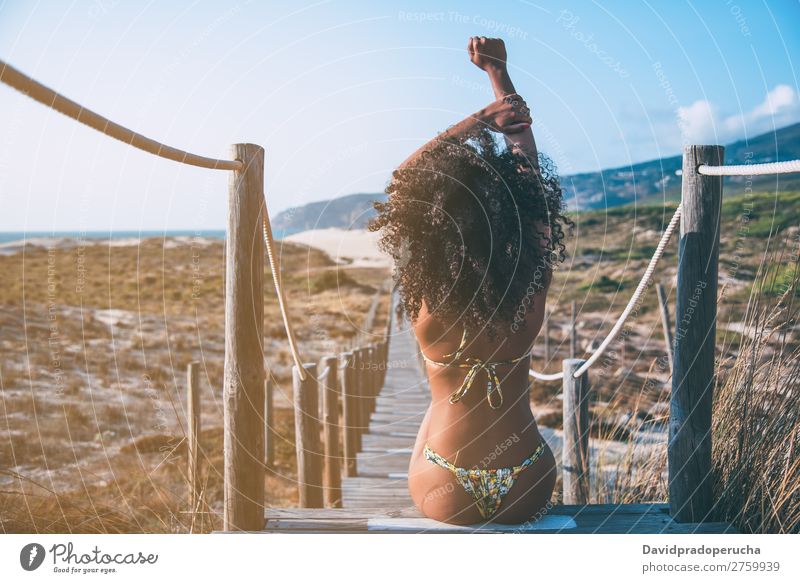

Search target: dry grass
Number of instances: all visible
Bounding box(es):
[580,233,800,532]
[0,236,389,533]
[710,236,800,533]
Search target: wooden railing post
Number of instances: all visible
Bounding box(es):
[187,361,200,511]
[340,351,358,477]
[353,348,365,451]
[669,144,724,523]
[562,358,590,504]
[320,356,342,508]
[293,363,324,508]
[656,283,674,372]
[367,344,377,414]
[543,309,550,365]
[570,300,578,358]
[223,143,265,532]
[380,340,388,386]
[264,374,274,468]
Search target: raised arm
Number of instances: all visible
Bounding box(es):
[395,95,531,172]
[469,37,540,171]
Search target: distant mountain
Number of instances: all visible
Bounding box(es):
[272,122,800,233]
[563,122,800,209]
[272,192,386,236]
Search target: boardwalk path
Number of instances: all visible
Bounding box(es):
[343,307,428,508]
[263,306,736,533]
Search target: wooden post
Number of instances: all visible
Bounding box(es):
[353,348,365,451]
[340,351,358,477]
[264,374,274,468]
[368,344,377,414]
[656,283,674,371]
[543,309,550,365]
[223,143,265,532]
[570,300,577,358]
[380,340,388,386]
[320,356,342,508]
[562,358,590,504]
[669,145,724,523]
[293,363,324,508]
[187,361,200,511]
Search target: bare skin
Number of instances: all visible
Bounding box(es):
[406,38,557,525]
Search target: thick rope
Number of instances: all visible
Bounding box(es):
[698,159,800,176]
[1,58,307,377]
[530,203,682,381]
[0,59,242,171]
[262,205,307,381]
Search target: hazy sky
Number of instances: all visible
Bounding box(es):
[1,0,798,231]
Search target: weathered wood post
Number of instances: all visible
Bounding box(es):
[293,363,324,508]
[187,361,200,511]
[570,300,577,358]
[353,348,365,451]
[562,358,590,504]
[367,344,377,414]
[340,351,358,477]
[543,309,550,365]
[656,283,674,371]
[264,374,274,468]
[223,143,265,532]
[669,145,724,523]
[380,340,388,386]
[320,356,342,508]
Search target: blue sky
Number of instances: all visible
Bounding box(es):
[0,0,798,231]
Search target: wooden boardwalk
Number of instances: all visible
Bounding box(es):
[263,311,737,534]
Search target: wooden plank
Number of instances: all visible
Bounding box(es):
[361,435,416,449]
[266,503,673,520]
[262,505,736,534]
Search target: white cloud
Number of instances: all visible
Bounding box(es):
[678,84,800,144]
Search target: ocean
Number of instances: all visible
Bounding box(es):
[0,228,303,245]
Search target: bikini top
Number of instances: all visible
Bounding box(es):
[420,328,533,410]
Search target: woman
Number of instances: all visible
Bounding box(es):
[369,37,574,525]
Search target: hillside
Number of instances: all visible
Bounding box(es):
[272,192,386,236]
[272,122,800,232]
[564,121,800,209]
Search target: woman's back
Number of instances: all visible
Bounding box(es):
[368,118,573,523]
[406,296,556,524]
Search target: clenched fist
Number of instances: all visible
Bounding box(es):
[468,36,507,72]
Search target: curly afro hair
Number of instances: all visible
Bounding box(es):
[368,126,574,339]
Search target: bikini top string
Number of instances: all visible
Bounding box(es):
[421,327,533,410]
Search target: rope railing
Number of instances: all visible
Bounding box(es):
[530,203,683,381]
[533,156,800,381]
[0,58,311,379]
[698,159,800,176]
[262,206,307,380]
[0,59,242,171]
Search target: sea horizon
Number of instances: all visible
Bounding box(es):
[0,228,304,245]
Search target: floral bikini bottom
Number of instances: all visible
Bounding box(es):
[423,440,546,520]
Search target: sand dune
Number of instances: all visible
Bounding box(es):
[285,227,391,268]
